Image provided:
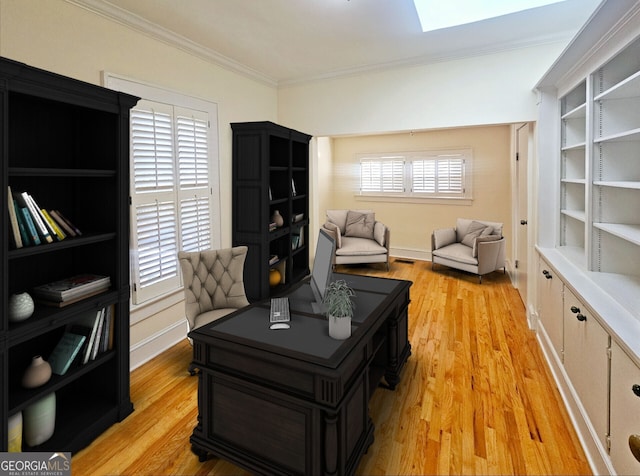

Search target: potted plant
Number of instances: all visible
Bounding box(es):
[324,279,355,340]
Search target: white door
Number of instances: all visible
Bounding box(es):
[515,124,529,305]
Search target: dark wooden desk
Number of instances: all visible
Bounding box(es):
[189,273,412,475]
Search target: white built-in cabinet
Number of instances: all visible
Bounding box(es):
[535,2,640,474]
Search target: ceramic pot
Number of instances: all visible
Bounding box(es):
[23,392,56,447]
[22,355,52,388]
[8,411,23,452]
[271,210,284,227]
[8,292,35,322]
[329,315,351,340]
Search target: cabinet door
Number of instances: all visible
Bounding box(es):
[537,258,564,359]
[610,341,640,475]
[563,288,609,449]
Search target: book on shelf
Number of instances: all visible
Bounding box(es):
[70,308,105,365]
[49,209,78,237]
[32,274,111,303]
[17,192,53,243]
[19,206,41,246]
[269,254,279,265]
[14,201,30,247]
[41,209,66,240]
[50,209,82,236]
[48,332,86,376]
[7,186,23,249]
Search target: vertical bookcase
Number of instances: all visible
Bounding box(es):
[560,80,587,265]
[0,57,138,452]
[232,121,311,302]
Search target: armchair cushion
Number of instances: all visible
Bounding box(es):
[337,236,388,256]
[345,210,375,239]
[460,220,491,247]
[373,221,387,247]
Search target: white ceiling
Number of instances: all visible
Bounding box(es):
[74,0,602,86]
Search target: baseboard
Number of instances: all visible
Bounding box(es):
[130,319,187,371]
[389,247,430,262]
[535,321,615,475]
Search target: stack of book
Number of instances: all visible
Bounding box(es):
[32,274,111,307]
[7,185,82,249]
[47,305,115,375]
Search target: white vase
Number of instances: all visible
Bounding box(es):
[23,392,56,447]
[329,315,351,340]
[22,355,52,388]
[8,292,35,322]
[8,411,23,452]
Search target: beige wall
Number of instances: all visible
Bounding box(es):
[0,0,279,364]
[326,126,513,259]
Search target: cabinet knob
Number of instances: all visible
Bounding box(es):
[629,434,640,463]
[542,270,552,279]
[633,384,640,397]
[570,306,580,314]
[576,314,587,322]
[520,220,528,225]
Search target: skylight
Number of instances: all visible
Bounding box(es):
[413,0,569,32]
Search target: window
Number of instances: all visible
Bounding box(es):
[103,72,221,307]
[359,149,472,200]
[130,100,213,304]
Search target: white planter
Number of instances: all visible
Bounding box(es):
[328,315,351,340]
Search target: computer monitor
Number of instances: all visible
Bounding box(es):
[310,228,336,314]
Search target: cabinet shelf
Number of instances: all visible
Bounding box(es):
[595,127,640,143]
[595,69,640,102]
[561,209,586,222]
[594,180,640,189]
[593,223,640,246]
[561,178,586,185]
[561,142,586,151]
[562,102,587,119]
[8,232,116,259]
[9,167,116,177]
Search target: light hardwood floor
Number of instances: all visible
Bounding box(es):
[72,259,591,475]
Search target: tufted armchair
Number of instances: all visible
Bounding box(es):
[178,246,250,333]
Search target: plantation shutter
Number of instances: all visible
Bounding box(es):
[360,157,405,193]
[412,156,465,196]
[130,100,212,304]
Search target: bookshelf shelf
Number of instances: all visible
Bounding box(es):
[0,56,138,453]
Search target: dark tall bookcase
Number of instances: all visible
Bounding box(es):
[0,57,138,452]
[232,121,311,302]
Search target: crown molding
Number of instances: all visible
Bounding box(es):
[65,0,278,87]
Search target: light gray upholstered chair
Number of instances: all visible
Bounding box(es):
[178,246,250,372]
[431,218,506,283]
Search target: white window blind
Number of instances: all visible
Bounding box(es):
[130,99,212,304]
[412,156,465,196]
[360,157,405,193]
[359,149,472,200]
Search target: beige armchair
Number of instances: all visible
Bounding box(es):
[178,246,250,373]
[431,218,506,283]
[322,209,390,270]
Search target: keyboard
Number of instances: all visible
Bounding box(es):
[269,297,290,329]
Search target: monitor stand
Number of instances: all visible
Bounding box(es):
[311,301,326,315]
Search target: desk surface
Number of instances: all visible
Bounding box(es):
[191,273,408,366]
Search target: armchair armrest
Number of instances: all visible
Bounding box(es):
[476,237,506,275]
[374,221,389,247]
[432,227,456,251]
[322,222,342,248]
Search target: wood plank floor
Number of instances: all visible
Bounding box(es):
[72,259,591,475]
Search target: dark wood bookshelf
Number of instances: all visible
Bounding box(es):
[0,56,138,453]
[231,121,311,302]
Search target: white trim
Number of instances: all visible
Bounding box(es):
[129,319,187,371]
[68,0,277,86]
